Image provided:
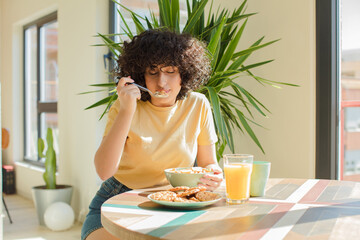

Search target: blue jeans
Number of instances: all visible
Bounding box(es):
[81,177,132,240]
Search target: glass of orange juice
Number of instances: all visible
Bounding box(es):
[224,154,253,204]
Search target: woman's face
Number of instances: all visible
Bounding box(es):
[144,65,182,107]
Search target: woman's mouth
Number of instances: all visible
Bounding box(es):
[154,89,170,98]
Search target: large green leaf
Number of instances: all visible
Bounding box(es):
[150,10,160,28]
[216,19,247,72]
[234,0,247,16]
[235,109,265,153]
[207,17,226,55]
[132,13,146,35]
[117,8,134,39]
[78,89,111,95]
[247,70,300,87]
[158,0,170,26]
[84,95,115,110]
[232,82,270,116]
[229,37,264,70]
[113,0,145,20]
[89,83,116,87]
[183,0,208,33]
[97,33,120,58]
[205,86,224,137]
[171,0,180,32]
[232,39,279,60]
[99,93,118,120]
[239,60,274,72]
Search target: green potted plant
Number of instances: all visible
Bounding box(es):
[82,0,297,159]
[31,128,73,226]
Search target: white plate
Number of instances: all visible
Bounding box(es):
[147,193,222,209]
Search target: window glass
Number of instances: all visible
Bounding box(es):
[114,0,187,43]
[340,0,360,180]
[24,26,38,160]
[40,21,58,102]
[24,13,58,164]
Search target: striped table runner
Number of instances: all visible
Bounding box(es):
[101,178,360,239]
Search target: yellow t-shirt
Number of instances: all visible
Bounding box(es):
[103,92,218,189]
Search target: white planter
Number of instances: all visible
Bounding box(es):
[32,185,73,226]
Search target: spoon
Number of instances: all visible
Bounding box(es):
[130,83,169,98]
[115,77,169,98]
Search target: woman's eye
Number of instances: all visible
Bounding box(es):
[149,72,158,75]
[161,66,177,73]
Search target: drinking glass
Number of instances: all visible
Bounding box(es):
[223,154,253,204]
[250,161,271,197]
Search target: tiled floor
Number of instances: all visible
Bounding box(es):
[3,194,82,240]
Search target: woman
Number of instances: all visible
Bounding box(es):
[81,29,223,240]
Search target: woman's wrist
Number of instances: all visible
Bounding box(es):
[118,102,137,116]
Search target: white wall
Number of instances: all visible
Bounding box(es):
[1,0,109,221]
[1,0,316,222]
[214,0,316,178]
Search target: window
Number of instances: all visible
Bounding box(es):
[108,0,187,81]
[23,12,58,164]
[111,0,187,39]
[316,0,360,181]
[340,0,360,181]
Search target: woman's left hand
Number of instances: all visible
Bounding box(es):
[198,164,223,191]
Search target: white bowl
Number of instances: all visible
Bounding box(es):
[164,167,212,187]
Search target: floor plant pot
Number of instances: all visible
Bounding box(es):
[32,185,73,226]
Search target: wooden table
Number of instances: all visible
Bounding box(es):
[101,179,360,239]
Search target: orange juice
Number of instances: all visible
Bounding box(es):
[224,163,253,202]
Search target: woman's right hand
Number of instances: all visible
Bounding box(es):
[116,76,141,114]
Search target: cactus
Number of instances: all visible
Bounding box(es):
[38,128,57,189]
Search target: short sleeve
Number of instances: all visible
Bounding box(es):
[103,99,120,137]
[197,96,218,145]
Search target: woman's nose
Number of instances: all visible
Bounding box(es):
[157,72,167,87]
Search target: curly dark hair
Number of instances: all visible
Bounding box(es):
[114,29,211,101]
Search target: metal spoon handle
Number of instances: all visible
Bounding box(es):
[115,77,167,98]
[131,83,152,94]
[131,83,168,98]
[115,77,153,95]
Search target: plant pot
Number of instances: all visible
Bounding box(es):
[32,185,73,226]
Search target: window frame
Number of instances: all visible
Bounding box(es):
[108,1,117,77]
[316,0,340,179]
[23,12,58,166]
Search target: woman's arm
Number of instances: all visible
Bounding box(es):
[196,144,223,191]
[196,144,216,167]
[94,109,133,180]
[94,77,140,180]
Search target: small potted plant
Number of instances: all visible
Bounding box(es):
[31,128,73,226]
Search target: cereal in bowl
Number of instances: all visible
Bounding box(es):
[168,167,212,174]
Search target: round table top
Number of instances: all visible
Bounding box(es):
[101,178,360,240]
